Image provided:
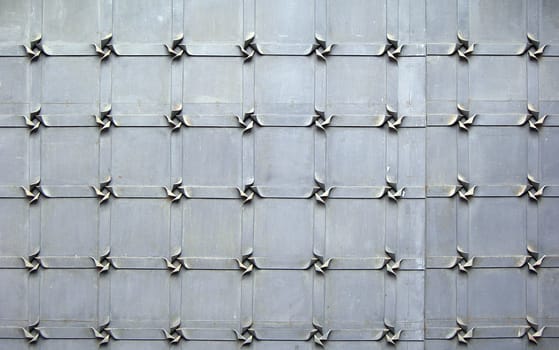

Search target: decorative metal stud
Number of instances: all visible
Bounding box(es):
[312,251,333,274]
[384,105,404,131]
[164,104,185,131]
[93,33,113,61]
[92,176,113,204]
[94,104,116,132]
[384,319,402,345]
[22,319,41,343]
[23,105,43,132]
[384,248,402,276]
[450,32,475,61]
[314,34,335,61]
[237,32,256,62]
[21,248,41,273]
[314,108,333,131]
[21,178,43,204]
[162,318,183,343]
[520,245,546,274]
[519,103,548,131]
[447,318,474,344]
[448,104,477,131]
[311,319,331,347]
[235,249,254,276]
[314,176,333,204]
[164,178,184,202]
[91,318,112,345]
[237,178,256,204]
[91,247,111,274]
[237,108,255,133]
[164,33,185,60]
[383,176,405,201]
[23,34,43,61]
[524,33,547,61]
[385,33,403,61]
[163,247,183,274]
[450,174,476,202]
[456,246,475,273]
[516,174,546,201]
[233,321,254,346]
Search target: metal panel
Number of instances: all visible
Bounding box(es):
[0,0,558,349]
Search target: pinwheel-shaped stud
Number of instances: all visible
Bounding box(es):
[450,32,475,61]
[314,176,333,204]
[519,103,548,132]
[516,174,546,202]
[164,33,184,60]
[449,174,476,202]
[162,318,183,344]
[447,318,474,344]
[164,104,185,131]
[235,249,254,276]
[163,247,183,274]
[237,179,256,204]
[383,176,405,202]
[384,105,404,131]
[233,322,254,346]
[520,245,546,274]
[456,246,475,273]
[21,248,41,273]
[23,34,43,61]
[92,176,113,204]
[237,32,256,62]
[93,33,113,61]
[520,316,546,344]
[448,104,476,131]
[23,105,43,132]
[314,108,333,131]
[94,104,116,132]
[384,248,402,276]
[311,319,331,347]
[21,178,43,204]
[91,247,112,273]
[314,34,335,61]
[91,318,112,345]
[384,319,403,345]
[525,33,547,61]
[237,108,255,133]
[312,251,333,274]
[385,33,403,61]
[22,319,41,343]
[164,178,183,202]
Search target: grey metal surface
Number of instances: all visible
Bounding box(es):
[0,0,558,349]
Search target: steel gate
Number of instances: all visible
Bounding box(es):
[0,0,558,349]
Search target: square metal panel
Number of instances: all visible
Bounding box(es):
[42,0,99,44]
[184,0,243,44]
[40,198,98,257]
[182,199,242,258]
[110,199,170,257]
[182,128,243,186]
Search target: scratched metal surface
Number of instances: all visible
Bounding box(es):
[0,0,558,349]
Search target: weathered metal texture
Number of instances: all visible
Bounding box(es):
[0,0,558,349]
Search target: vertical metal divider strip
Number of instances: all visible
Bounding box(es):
[526,0,540,325]
[241,0,256,330]
[455,0,470,326]
[27,0,44,328]
[169,0,184,330]
[97,0,113,329]
[384,0,400,328]
[313,0,327,330]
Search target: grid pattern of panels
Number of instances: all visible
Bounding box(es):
[0,0,558,349]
